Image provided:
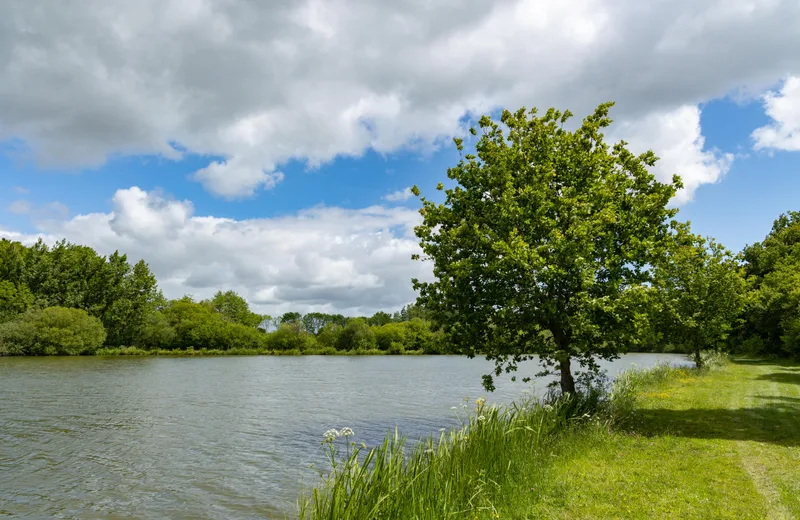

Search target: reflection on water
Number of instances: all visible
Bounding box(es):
[0,353,688,519]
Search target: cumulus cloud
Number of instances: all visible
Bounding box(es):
[383,187,413,202]
[752,76,800,151]
[13,187,429,316]
[1,0,798,199]
[610,105,734,203]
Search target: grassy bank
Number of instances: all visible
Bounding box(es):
[297,356,800,519]
[93,346,427,356]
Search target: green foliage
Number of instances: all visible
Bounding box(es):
[0,306,106,355]
[134,311,177,349]
[336,318,376,351]
[412,103,679,392]
[367,311,393,327]
[651,224,747,366]
[316,322,343,349]
[373,322,409,350]
[739,211,800,358]
[0,280,34,323]
[208,290,264,328]
[162,299,265,350]
[0,238,162,348]
[266,322,318,351]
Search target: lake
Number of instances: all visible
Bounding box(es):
[0,353,688,519]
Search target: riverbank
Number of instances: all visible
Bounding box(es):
[93,346,427,356]
[298,357,800,519]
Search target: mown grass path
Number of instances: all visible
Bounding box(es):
[519,360,800,519]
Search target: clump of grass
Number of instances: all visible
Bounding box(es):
[298,391,613,520]
[698,349,729,370]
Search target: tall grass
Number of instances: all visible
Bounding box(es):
[297,359,719,520]
[298,392,620,519]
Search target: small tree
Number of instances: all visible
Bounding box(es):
[652,224,748,366]
[413,103,678,393]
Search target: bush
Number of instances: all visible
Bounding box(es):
[266,322,318,351]
[134,311,176,349]
[374,322,409,351]
[336,318,376,351]
[0,306,107,355]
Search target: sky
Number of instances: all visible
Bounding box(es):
[1,0,799,317]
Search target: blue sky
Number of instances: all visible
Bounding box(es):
[1,1,799,315]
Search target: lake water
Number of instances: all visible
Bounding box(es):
[0,353,688,519]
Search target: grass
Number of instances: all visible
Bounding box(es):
[93,346,426,356]
[296,354,800,519]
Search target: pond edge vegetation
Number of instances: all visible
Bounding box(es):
[296,353,728,520]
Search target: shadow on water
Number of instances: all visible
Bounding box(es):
[632,361,800,448]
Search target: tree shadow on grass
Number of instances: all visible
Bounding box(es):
[755,371,800,385]
[753,395,800,404]
[634,403,799,447]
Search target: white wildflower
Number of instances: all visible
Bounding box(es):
[340,427,354,437]
[323,428,339,442]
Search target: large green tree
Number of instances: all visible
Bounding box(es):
[739,211,800,357]
[412,103,679,393]
[651,223,747,366]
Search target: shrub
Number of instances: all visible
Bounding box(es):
[0,306,106,355]
[267,322,318,351]
[336,318,376,351]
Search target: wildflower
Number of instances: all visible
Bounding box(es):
[340,427,354,437]
[477,415,486,421]
[323,428,339,442]
[360,443,367,449]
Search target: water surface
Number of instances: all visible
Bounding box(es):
[0,353,688,519]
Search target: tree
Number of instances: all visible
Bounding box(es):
[281,311,303,324]
[738,211,800,357]
[336,318,377,351]
[0,307,106,355]
[652,224,747,366]
[209,290,263,328]
[0,281,33,323]
[367,311,393,327]
[412,103,679,393]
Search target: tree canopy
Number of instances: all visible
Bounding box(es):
[651,223,747,366]
[412,103,680,393]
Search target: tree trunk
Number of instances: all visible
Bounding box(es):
[559,357,576,394]
[694,347,702,368]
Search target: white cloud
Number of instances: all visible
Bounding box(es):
[13,187,430,316]
[6,199,70,224]
[7,200,31,215]
[13,186,30,194]
[752,76,800,151]
[383,187,413,202]
[610,105,734,204]
[1,0,798,199]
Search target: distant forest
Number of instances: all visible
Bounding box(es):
[0,238,445,355]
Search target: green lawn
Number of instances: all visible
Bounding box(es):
[512,359,800,519]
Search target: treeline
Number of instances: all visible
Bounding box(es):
[649,211,800,360]
[2,210,800,359]
[0,239,446,355]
